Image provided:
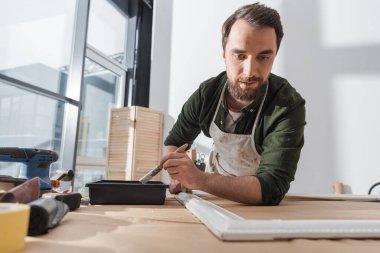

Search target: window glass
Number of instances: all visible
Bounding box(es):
[0,0,76,95]
[87,0,127,65]
[74,58,121,192]
[0,81,64,176]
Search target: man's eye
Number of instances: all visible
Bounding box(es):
[234,54,246,61]
[257,55,270,61]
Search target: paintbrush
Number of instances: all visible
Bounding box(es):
[139,143,188,184]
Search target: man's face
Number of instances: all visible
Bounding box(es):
[223,19,277,101]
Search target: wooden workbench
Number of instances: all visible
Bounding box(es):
[23,195,380,253]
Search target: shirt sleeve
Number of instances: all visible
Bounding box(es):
[164,88,203,147]
[256,96,306,206]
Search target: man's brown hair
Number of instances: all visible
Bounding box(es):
[222,3,284,52]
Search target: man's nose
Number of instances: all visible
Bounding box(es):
[243,59,258,77]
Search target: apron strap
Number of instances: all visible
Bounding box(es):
[211,80,228,125]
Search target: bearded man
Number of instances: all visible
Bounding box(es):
[161,3,306,205]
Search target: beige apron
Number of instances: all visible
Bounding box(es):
[205,82,268,176]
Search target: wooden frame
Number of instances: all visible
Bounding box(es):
[175,192,380,241]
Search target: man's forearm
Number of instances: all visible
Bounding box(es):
[198,173,263,205]
[161,149,263,204]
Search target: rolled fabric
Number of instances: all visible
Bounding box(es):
[43,192,82,211]
[0,177,40,203]
[28,198,69,236]
[0,191,16,202]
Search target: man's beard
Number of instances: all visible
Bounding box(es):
[227,76,267,101]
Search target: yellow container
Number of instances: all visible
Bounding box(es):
[0,203,30,253]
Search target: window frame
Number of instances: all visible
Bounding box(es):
[0,0,153,186]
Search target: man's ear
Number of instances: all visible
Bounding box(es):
[222,50,227,65]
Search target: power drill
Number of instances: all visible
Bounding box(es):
[0,148,58,190]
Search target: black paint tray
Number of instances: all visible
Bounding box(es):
[85,180,166,205]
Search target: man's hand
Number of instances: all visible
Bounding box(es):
[168,179,191,194]
[161,146,263,204]
[163,146,188,193]
[160,152,205,192]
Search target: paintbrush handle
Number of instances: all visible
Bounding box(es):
[173,143,189,153]
[139,143,188,184]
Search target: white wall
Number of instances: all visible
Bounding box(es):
[150,0,380,194]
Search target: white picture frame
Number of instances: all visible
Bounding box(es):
[175,192,380,241]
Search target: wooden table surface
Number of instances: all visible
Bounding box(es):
[23,195,380,253]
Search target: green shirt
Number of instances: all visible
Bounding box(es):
[164,71,306,205]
